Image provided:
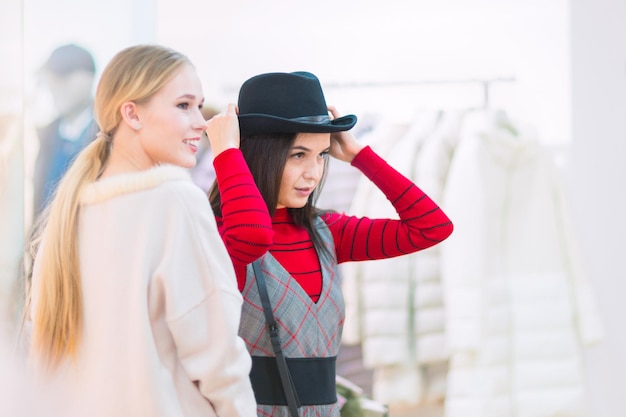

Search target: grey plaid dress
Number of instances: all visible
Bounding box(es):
[239,217,344,417]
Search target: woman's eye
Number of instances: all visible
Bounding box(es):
[319,150,330,158]
[291,152,305,159]
[177,102,190,110]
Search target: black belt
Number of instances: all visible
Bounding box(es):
[250,355,337,406]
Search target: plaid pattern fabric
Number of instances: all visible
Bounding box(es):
[257,403,341,417]
[239,217,345,417]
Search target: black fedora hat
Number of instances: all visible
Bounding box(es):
[237,71,357,135]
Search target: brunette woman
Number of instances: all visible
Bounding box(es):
[206,71,453,417]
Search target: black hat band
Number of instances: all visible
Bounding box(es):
[290,115,331,124]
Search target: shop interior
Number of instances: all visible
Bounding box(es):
[1,1,625,416]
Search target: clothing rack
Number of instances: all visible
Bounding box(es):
[221,77,516,109]
[322,77,516,109]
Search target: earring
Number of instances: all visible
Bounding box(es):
[132,121,142,130]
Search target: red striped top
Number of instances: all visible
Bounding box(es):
[214,146,453,301]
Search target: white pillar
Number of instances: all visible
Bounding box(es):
[569,0,626,416]
[0,0,25,341]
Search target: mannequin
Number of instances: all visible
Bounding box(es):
[33,43,98,217]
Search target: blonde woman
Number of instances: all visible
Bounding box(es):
[26,45,256,417]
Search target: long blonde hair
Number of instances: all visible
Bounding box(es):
[29,44,190,369]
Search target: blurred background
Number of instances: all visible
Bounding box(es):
[1,0,624,416]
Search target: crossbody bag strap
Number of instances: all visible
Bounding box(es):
[252,260,301,417]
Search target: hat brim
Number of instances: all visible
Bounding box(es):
[238,114,357,135]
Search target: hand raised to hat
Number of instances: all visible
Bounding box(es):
[205,103,240,157]
[328,106,365,163]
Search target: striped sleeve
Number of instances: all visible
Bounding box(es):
[322,146,453,263]
[213,149,273,272]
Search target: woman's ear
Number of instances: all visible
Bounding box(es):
[120,101,142,131]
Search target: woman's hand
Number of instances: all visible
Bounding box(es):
[205,103,240,157]
[328,106,364,163]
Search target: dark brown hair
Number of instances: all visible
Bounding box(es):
[209,132,332,260]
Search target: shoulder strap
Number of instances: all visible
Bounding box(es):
[252,260,301,417]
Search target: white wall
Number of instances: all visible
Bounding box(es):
[569,0,626,416]
[18,0,572,146]
[156,0,570,144]
[23,0,155,72]
[23,0,156,126]
[0,0,25,337]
